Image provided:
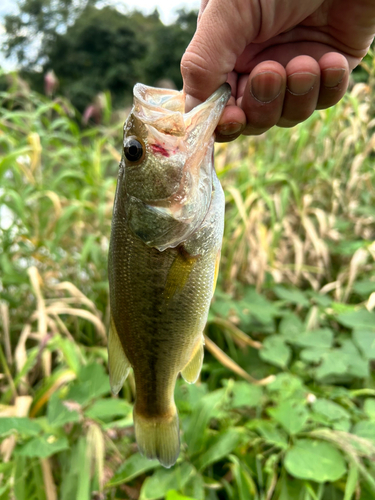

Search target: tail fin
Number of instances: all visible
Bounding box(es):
[133,405,180,468]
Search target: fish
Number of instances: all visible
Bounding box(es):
[108,82,231,468]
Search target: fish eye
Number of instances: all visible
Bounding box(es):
[124,136,145,164]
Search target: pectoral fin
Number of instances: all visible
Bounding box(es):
[163,250,197,304]
[181,336,204,384]
[108,315,131,395]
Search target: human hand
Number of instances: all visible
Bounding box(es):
[181,0,375,141]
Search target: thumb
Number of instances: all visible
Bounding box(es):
[181,0,261,103]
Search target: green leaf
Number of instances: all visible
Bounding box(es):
[231,382,263,408]
[67,363,110,405]
[196,428,244,471]
[337,310,375,330]
[240,287,280,325]
[184,389,225,456]
[266,373,306,402]
[140,463,195,500]
[268,400,309,434]
[84,398,131,420]
[353,330,375,359]
[254,421,288,449]
[364,399,375,420]
[300,347,326,363]
[279,313,303,342]
[259,335,291,368]
[17,436,69,458]
[293,328,334,348]
[285,439,346,482]
[353,421,375,442]
[312,399,351,431]
[0,417,41,437]
[166,491,198,500]
[315,350,348,379]
[274,286,310,307]
[47,393,81,427]
[108,453,160,486]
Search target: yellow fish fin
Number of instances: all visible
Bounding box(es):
[133,405,180,468]
[213,249,221,294]
[163,250,197,304]
[181,336,204,384]
[108,315,131,395]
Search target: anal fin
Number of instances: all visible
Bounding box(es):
[181,336,204,384]
[108,315,131,395]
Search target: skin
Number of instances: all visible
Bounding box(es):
[181,0,375,141]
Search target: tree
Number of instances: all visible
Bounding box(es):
[3,0,96,68]
[144,10,197,90]
[43,5,150,110]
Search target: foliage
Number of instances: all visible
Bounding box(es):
[2,1,197,111]
[0,60,375,498]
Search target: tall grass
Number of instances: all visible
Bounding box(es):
[0,68,375,500]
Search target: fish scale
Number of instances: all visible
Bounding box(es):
[108,83,231,467]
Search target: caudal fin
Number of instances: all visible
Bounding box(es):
[133,405,180,468]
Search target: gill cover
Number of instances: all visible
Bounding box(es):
[120,84,231,251]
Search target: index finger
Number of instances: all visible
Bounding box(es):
[181,0,261,102]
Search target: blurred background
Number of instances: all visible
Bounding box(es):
[0,1,375,499]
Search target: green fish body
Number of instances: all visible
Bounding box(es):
[108,83,231,468]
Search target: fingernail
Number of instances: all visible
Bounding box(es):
[287,72,317,95]
[216,122,243,136]
[250,72,283,103]
[322,68,345,88]
[185,94,202,112]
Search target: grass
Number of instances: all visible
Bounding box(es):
[0,65,374,500]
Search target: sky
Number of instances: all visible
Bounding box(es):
[0,0,200,70]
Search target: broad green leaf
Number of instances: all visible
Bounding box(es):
[353,421,375,442]
[268,400,309,434]
[240,287,280,324]
[353,280,375,297]
[166,491,198,500]
[47,393,81,427]
[293,328,334,348]
[285,439,346,482]
[274,286,309,307]
[17,436,69,458]
[315,350,348,379]
[0,417,41,437]
[231,382,263,408]
[140,463,195,500]
[279,313,303,342]
[183,473,205,500]
[353,330,375,359]
[67,363,110,405]
[312,399,351,431]
[254,421,288,449]
[108,453,160,486]
[196,428,245,471]
[184,389,225,456]
[259,335,291,368]
[266,373,306,402]
[337,310,375,330]
[364,399,375,420]
[84,398,131,420]
[300,347,326,363]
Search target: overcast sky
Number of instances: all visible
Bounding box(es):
[0,0,200,70]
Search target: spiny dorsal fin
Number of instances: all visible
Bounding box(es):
[181,336,204,384]
[108,315,131,395]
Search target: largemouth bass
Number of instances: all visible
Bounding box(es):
[108,83,231,468]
